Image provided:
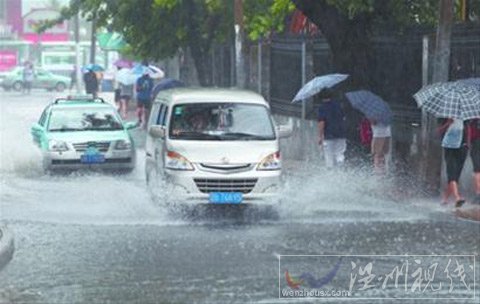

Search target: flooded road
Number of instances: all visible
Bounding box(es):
[0,91,478,303]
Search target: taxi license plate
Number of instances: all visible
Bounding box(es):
[209,192,243,204]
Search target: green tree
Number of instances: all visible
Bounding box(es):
[248,0,479,87]
[38,0,478,87]
[38,0,234,86]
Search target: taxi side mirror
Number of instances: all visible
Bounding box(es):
[124,121,138,130]
[31,123,43,134]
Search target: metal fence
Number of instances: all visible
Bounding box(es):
[176,23,479,166]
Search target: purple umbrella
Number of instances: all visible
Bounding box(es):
[114,59,133,69]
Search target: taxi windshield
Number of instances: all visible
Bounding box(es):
[48,107,124,131]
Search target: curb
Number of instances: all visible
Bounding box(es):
[454,206,480,222]
[0,225,14,271]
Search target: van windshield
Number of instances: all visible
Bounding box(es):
[169,103,276,140]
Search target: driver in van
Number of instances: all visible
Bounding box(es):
[188,112,208,131]
[172,111,209,135]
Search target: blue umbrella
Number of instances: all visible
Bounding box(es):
[292,73,349,103]
[346,90,393,124]
[132,64,165,79]
[82,63,104,72]
[152,78,185,99]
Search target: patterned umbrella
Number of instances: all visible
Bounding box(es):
[345,90,392,124]
[413,82,480,120]
[456,78,480,91]
[292,73,349,103]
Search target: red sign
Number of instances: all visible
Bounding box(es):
[0,51,17,72]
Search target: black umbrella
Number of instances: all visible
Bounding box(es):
[151,78,185,99]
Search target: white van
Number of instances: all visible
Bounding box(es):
[145,88,291,205]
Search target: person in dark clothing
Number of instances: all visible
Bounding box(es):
[438,118,468,207]
[135,71,154,128]
[83,68,98,97]
[317,89,347,168]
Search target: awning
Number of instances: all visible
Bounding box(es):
[97,32,127,51]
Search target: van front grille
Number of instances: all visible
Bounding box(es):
[193,178,257,194]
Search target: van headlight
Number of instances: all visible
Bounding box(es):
[48,140,69,152]
[257,151,281,170]
[165,151,194,171]
[114,139,131,150]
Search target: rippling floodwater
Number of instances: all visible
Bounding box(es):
[0,91,478,304]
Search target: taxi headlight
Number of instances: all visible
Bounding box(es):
[165,151,194,171]
[257,151,281,170]
[48,140,69,152]
[114,139,131,150]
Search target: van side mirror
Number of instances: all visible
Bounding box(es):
[276,118,294,138]
[149,125,166,139]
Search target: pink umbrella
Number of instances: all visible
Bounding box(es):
[113,59,133,69]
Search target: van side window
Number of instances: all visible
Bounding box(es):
[157,104,168,126]
[148,104,160,127]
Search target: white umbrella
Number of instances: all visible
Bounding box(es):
[116,68,137,86]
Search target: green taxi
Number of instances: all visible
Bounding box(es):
[2,66,71,92]
[31,96,137,172]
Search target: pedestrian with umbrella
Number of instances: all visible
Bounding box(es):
[83,67,99,98]
[135,69,154,128]
[317,88,347,168]
[458,78,480,204]
[346,90,393,175]
[292,73,349,168]
[414,82,480,207]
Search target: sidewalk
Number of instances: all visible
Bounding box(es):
[0,225,14,271]
[454,205,480,222]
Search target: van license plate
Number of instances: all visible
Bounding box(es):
[81,154,105,164]
[209,192,243,204]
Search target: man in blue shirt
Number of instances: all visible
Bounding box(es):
[317,90,347,168]
[136,71,154,128]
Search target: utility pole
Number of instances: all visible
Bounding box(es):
[234,0,245,88]
[74,12,82,94]
[423,0,454,194]
[90,14,97,64]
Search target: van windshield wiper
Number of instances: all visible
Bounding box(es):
[220,132,274,140]
[172,131,223,140]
